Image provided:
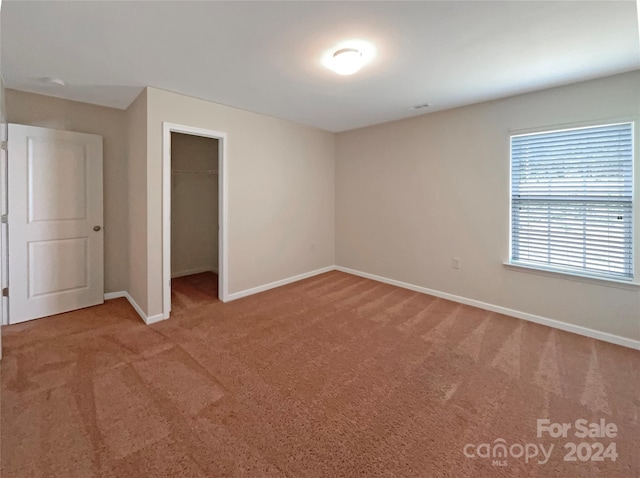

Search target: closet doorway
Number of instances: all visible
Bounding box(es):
[162,123,228,319]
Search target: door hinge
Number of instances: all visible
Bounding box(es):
[1,215,7,224]
[1,141,7,151]
[2,288,8,297]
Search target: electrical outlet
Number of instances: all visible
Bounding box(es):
[452,257,461,269]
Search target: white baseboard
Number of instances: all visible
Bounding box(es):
[105,265,639,350]
[104,291,127,301]
[171,267,217,279]
[104,291,166,326]
[143,313,165,325]
[226,266,335,302]
[335,266,640,351]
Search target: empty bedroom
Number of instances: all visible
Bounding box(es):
[0,1,638,477]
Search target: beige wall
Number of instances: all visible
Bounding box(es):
[336,71,640,341]
[5,89,129,293]
[171,132,219,277]
[145,87,335,317]
[126,90,148,312]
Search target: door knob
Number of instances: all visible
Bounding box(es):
[93,226,101,231]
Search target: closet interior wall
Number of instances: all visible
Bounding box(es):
[170,132,219,279]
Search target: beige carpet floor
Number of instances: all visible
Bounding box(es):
[1,271,638,477]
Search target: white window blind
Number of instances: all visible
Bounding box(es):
[511,122,634,280]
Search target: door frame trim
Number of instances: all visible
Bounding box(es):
[1,122,7,326]
[162,122,228,319]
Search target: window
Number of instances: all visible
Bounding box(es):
[510,122,634,281]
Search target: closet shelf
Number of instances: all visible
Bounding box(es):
[171,169,218,175]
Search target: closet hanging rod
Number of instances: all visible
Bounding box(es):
[171,169,218,175]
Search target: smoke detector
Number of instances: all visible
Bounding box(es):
[43,77,66,87]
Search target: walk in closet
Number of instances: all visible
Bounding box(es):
[170,132,219,297]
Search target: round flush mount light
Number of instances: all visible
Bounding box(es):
[331,48,364,75]
[322,40,376,76]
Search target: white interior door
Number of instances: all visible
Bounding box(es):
[8,124,104,324]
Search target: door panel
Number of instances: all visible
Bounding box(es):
[29,238,88,297]
[9,124,103,324]
[28,137,87,222]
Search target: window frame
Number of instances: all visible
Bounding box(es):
[506,119,637,286]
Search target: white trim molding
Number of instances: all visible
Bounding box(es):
[103,291,127,301]
[162,122,229,321]
[504,262,640,290]
[104,291,165,325]
[226,266,334,301]
[335,266,640,351]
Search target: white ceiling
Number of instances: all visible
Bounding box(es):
[2,1,639,132]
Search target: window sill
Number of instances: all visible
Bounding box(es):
[503,261,640,291]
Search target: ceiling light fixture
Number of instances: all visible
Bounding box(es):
[322,40,376,76]
[331,48,364,76]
